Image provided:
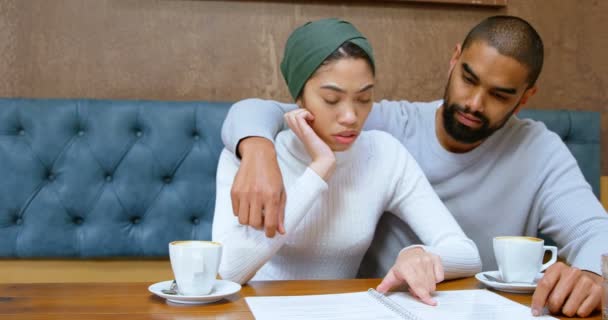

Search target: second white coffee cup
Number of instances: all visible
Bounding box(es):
[169,240,222,296]
[493,236,557,283]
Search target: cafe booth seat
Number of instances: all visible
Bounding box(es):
[0,98,603,283]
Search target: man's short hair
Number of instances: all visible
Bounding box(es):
[462,15,544,88]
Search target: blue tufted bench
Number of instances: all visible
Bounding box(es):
[0,98,231,282]
[0,98,602,282]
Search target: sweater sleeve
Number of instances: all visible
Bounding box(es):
[211,149,328,284]
[362,99,414,139]
[221,98,417,156]
[384,138,482,279]
[221,99,296,156]
[533,137,608,275]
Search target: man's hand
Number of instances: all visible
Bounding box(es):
[232,137,286,237]
[531,262,603,317]
[376,247,445,306]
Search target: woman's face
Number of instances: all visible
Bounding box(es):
[297,57,375,152]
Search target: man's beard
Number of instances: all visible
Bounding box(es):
[442,87,517,144]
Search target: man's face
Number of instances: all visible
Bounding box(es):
[442,41,534,144]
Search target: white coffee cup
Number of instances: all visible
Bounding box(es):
[169,240,222,296]
[493,236,557,283]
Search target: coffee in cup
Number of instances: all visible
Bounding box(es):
[169,240,222,296]
[493,236,557,283]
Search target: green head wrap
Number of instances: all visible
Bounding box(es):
[280,18,375,100]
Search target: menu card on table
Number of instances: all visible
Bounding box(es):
[246,289,557,320]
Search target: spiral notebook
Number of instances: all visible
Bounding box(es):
[245,289,557,320]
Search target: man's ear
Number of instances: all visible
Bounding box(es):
[448,44,463,75]
[514,86,538,114]
[519,86,538,106]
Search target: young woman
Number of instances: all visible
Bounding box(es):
[212,18,481,305]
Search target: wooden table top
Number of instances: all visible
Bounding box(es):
[0,277,601,319]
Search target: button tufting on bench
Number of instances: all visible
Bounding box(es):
[0,98,233,258]
[73,217,83,225]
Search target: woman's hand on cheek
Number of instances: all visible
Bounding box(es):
[285,109,335,181]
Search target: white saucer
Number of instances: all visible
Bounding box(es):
[148,279,241,304]
[475,270,542,294]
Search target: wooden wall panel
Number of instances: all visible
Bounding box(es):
[0,259,172,283]
[0,0,606,174]
[602,176,608,211]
